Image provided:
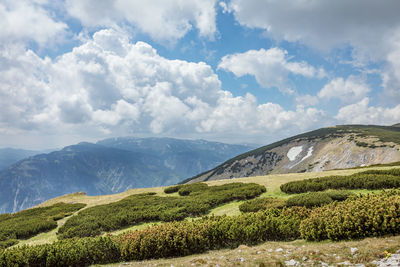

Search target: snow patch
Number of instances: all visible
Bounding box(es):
[287,146,303,161]
[300,146,314,162]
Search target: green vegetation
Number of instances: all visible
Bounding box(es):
[280,169,400,194]
[3,189,400,266]
[163,185,182,194]
[0,203,85,249]
[239,197,286,213]
[177,183,209,196]
[349,124,400,145]
[0,236,120,267]
[163,183,210,195]
[286,190,355,208]
[300,190,400,241]
[2,162,400,266]
[58,183,266,239]
[351,161,400,169]
[239,190,354,211]
[119,207,309,261]
[355,141,386,148]
[0,207,307,266]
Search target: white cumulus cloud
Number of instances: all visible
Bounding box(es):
[0,29,330,147]
[65,0,218,42]
[218,48,324,94]
[318,76,371,103]
[335,98,400,125]
[0,0,67,46]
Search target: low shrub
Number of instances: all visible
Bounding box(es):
[0,236,120,267]
[163,185,182,194]
[325,190,355,201]
[0,239,18,250]
[58,183,266,239]
[119,221,212,260]
[286,192,333,208]
[280,168,400,194]
[300,190,400,241]
[1,207,308,266]
[119,206,309,261]
[178,183,208,196]
[0,203,86,249]
[286,190,354,208]
[239,197,286,213]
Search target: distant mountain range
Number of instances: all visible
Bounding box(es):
[2,124,399,214]
[0,148,40,170]
[185,124,400,183]
[0,138,254,213]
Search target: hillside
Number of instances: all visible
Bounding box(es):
[0,138,253,214]
[2,163,400,266]
[185,125,400,183]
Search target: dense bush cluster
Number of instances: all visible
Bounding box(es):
[0,203,85,249]
[324,190,356,201]
[286,190,355,208]
[280,169,400,194]
[163,185,182,194]
[119,206,309,261]
[0,207,308,266]
[239,190,354,212]
[164,183,213,196]
[0,236,120,267]
[177,183,208,196]
[58,183,266,239]
[300,190,400,241]
[239,197,286,213]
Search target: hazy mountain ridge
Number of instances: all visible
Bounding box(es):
[0,138,253,213]
[0,148,42,171]
[186,125,400,183]
[97,137,254,177]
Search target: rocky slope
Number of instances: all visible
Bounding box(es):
[185,125,400,183]
[0,138,253,213]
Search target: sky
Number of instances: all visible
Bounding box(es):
[1,0,400,149]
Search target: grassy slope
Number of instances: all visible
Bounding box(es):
[16,164,399,248]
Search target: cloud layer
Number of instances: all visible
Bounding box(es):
[0,29,330,147]
[0,0,67,45]
[1,1,400,148]
[226,0,400,103]
[66,0,218,42]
